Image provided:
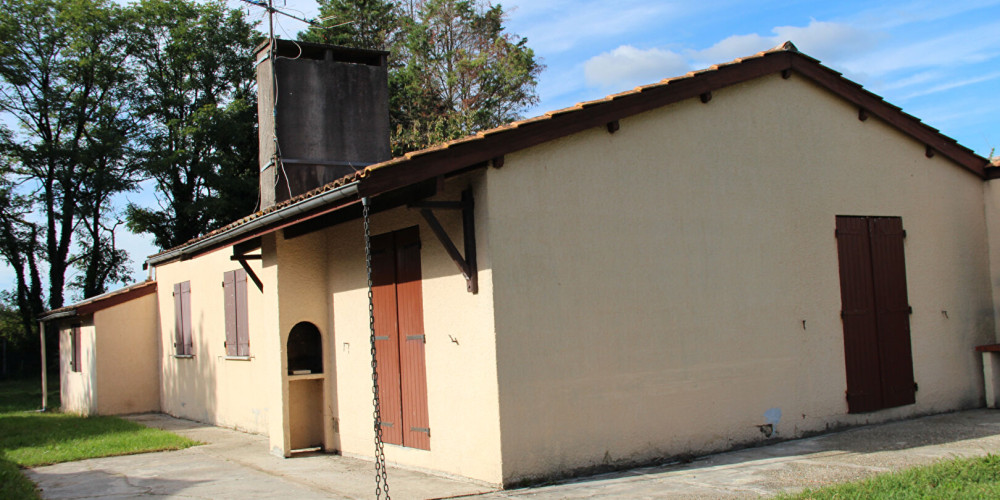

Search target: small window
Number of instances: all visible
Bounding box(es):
[173,281,193,356]
[71,325,82,372]
[224,269,250,357]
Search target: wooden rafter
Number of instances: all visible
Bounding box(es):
[231,245,264,292]
[410,188,478,294]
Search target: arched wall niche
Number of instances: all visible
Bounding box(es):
[287,321,323,375]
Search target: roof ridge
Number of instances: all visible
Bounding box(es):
[145,41,989,264]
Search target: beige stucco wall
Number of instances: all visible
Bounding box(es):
[270,229,336,456]
[487,73,994,484]
[59,320,96,415]
[983,181,1000,341]
[94,292,160,415]
[315,173,503,484]
[154,246,274,434]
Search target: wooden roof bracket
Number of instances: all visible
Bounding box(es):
[409,188,478,294]
[231,248,264,292]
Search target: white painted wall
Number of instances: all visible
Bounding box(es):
[59,320,96,415]
[154,247,273,434]
[486,73,994,484]
[94,291,160,415]
[321,173,504,485]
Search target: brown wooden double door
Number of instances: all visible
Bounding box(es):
[371,226,431,450]
[835,216,915,414]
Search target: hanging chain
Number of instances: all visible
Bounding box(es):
[364,198,390,500]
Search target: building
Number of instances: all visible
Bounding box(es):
[42,40,998,487]
[38,281,159,416]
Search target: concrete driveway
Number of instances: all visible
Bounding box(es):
[26,409,1000,499]
[26,414,496,500]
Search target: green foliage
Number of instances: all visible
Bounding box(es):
[0,378,57,414]
[0,379,194,499]
[1,413,197,467]
[125,0,260,250]
[782,454,1000,499]
[0,459,37,500]
[301,0,541,156]
[0,0,137,351]
[300,0,399,50]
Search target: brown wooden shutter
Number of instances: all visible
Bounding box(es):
[181,281,193,355]
[836,216,915,413]
[836,216,884,413]
[72,325,82,372]
[224,271,238,356]
[235,269,250,356]
[869,217,915,408]
[395,227,430,450]
[174,283,185,355]
[371,232,403,446]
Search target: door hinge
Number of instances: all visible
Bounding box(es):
[406,334,425,342]
[914,382,919,392]
[411,426,430,436]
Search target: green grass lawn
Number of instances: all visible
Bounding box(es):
[781,453,1000,499]
[0,378,197,500]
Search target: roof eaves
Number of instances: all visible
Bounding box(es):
[38,280,157,321]
[787,56,987,177]
[146,42,989,262]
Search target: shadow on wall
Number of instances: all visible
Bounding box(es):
[160,311,218,425]
[27,469,207,498]
[325,212,492,297]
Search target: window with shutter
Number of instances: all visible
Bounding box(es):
[835,216,915,413]
[71,325,81,372]
[173,281,193,356]
[223,269,250,357]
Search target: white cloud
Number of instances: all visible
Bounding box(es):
[841,21,1000,76]
[902,71,1000,99]
[688,33,774,65]
[847,0,1000,30]
[506,1,682,54]
[688,20,880,67]
[772,20,881,62]
[873,70,944,92]
[584,45,690,89]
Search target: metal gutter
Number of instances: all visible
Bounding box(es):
[146,181,360,267]
[37,309,78,322]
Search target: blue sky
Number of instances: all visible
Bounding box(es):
[265,0,1000,157]
[3,0,999,298]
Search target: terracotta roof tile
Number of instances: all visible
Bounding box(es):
[148,41,989,263]
[40,280,157,320]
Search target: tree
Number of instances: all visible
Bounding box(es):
[0,0,137,330]
[301,0,399,50]
[125,0,259,250]
[301,0,541,156]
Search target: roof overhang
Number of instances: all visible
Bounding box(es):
[38,281,158,322]
[144,43,991,269]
